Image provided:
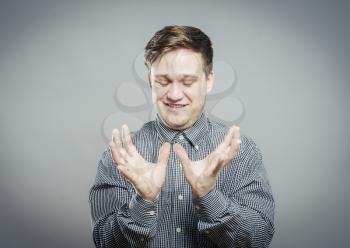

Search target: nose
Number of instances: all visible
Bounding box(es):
[167,82,183,101]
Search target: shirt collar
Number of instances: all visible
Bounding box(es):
[154,112,209,147]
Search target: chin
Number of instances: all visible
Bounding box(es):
[165,118,187,129]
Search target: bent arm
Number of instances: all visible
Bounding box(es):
[193,140,275,248]
[88,150,158,247]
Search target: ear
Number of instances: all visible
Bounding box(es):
[147,71,152,89]
[206,71,214,94]
[147,70,152,89]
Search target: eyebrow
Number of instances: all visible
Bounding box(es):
[155,74,199,80]
[182,75,198,79]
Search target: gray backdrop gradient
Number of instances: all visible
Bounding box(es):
[1,0,349,247]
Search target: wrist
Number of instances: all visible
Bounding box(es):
[192,186,215,199]
[129,193,159,225]
[138,190,160,202]
[192,189,230,222]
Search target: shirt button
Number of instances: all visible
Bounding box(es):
[194,145,199,150]
[179,135,184,140]
[176,227,182,233]
[140,237,145,241]
[205,230,210,234]
[178,194,183,200]
[195,205,200,210]
[149,210,155,215]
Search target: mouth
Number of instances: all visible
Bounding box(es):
[164,103,188,109]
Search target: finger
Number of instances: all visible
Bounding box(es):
[223,126,236,147]
[214,126,234,154]
[112,128,131,160]
[108,144,116,163]
[231,125,241,142]
[173,143,191,176]
[112,128,123,150]
[157,142,171,165]
[122,124,133,154]
[173,144,190,166]
[109,141,126,165]
[230,126,241,151]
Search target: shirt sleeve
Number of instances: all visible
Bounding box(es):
[88,149,159,248]
[192,135,275,248]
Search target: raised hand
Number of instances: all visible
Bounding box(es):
[109,125,171,201]
[174,125,241,198]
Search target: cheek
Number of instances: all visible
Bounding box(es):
[152,87,167,102]
[151,88,160,103]
[186,88,205,103]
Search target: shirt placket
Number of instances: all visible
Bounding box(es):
[170,133,190,246]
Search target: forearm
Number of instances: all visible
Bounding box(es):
[91,193,158,248]
[90,148,161,247]
[193,189,274,248]
[92,212,124,247]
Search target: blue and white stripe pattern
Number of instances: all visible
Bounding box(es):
[89,113,275,247]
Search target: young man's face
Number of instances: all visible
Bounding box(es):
[148,48,214,130]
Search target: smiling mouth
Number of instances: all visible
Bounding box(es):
[164,103,188,108]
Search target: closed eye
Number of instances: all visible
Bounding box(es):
[155,80,170,86]
[183,80,195,86]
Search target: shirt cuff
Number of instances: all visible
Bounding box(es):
[129,193,158,226]
[192,189,229,222]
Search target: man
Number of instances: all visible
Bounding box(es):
[89,25,275,247]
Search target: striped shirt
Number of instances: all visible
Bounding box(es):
[89,112,275,247]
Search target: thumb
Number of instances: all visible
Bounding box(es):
[173,143,191,175]
[157,142,171,166]
[153,142,171,188]
[209,153,223,176]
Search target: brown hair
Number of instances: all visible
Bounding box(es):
[144,25,213,79]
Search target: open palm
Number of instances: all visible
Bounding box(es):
[174,125,241,198]
[109,125,170,201]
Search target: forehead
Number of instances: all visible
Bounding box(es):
[150,48,204,78]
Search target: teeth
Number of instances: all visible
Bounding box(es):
[166,103,186,108]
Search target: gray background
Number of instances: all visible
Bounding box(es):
[1,0,349,247]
